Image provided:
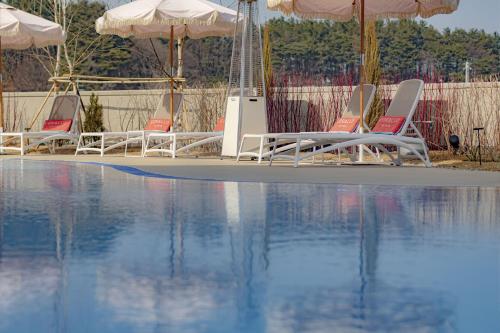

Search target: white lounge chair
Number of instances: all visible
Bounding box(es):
[269,79,431,167]
[75,92,183,156]
[237,84,376,163]
[144,117,225,158]
[0,95,81,155]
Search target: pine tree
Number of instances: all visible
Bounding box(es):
[84,93,105,134]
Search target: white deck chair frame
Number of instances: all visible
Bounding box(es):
[268,79,431,167]
[0,95,81,155]
[237,84,377,163]
[75,92,183,157]
[143,131,224,158]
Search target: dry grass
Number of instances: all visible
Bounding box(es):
[426,151,500,172]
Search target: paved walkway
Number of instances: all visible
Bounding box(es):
[1,154,499,187]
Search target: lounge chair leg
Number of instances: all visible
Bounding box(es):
[423,143,431,167]
[269,140,279,166]
[20,135,25,156]
[237,136,245,162]
[172,137,176,158]
[0,130,3,155]
[101,136,105,157]
[293,139,301,168]
[141,134,146,156]
[75,136,82,156]
[125,136,129,157]
[258,137,264,164]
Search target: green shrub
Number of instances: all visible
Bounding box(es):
[84,93,105,133]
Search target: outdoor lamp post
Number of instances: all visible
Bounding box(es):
[473,127,484,166]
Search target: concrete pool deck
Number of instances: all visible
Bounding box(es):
[1,154,499,187]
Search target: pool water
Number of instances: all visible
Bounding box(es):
[0,159,499,333]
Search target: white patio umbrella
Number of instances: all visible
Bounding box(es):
[267,0,460,132]
[96,0,238,124]
[0,2,65,130]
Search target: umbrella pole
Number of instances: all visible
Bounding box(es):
[358,0,365,161]
[0,37,4,131]
[169,25,175,131]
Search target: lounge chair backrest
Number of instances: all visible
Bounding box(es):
[213,117,225,132]
[385,79,424,135]
[47,95,81,134]
[154,92,183,130]
[343,84,376,120]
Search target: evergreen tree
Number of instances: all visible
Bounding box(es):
[84,93,105,134]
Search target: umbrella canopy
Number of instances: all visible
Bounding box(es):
[0,2,65,49]
[266,0,459,151]
[96,0,238,39]
[95,0,238,127]
[0,2,65,130]
[267,0,459,21]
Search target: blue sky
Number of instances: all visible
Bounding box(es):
[217,0,499,33]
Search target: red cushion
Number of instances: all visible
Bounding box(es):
[42,119,72,132]
[213,118,225,132]
[329,117,359,133]
[144,118,171,132]
[372,116,406,134]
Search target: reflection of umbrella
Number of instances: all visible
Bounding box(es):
[96,0,238,125]
[0,2,65,130]
[267,0,459,134]
[96,268,221,327]
[266,187,454,332]
[266,284,455,332]
[0,257,60,315]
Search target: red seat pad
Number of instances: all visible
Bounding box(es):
[329,117,359,133]
[144,119,171,132]
[213,118,225,132]
[42,119,72,132]
[372,116,407,134]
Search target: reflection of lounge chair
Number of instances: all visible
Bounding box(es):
[0,95,81,155]
[237,84,376,163]
[269,79,431,167]
[144,118,225,158]
[75,93,183,157]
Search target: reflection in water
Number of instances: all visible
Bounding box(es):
[0,160,499,333]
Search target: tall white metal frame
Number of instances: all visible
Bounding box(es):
[222,0,267,157]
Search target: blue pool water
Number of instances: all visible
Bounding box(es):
[0,159,499,333]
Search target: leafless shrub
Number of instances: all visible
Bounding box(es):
[441,77,499,161]
[180,83,226,153]
[117,91,160,131]
[267,73,355,133]
[3,93,25,132]
[183,83,226,132]
[266,72,499,162]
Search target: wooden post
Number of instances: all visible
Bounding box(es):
[169,25,175,131]
[358,0,365,162]
[0,37,4,131]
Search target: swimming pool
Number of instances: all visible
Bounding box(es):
[0,159,498,333]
